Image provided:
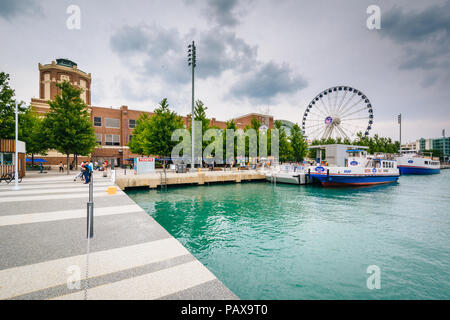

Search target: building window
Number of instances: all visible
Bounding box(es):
[93,117,102,127]
[105,134,120,146]
[95,133,102,145]
[0,153,13,165]
[105,118,120,129]
[129,135,133,142]
[129,119,136,128]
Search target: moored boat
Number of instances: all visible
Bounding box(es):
[265,164,309,185]
[310,149,400,186]
[395,150,440,175]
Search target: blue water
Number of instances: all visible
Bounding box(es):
[126,170,450,299]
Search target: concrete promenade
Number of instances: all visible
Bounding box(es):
[0,171,237,300]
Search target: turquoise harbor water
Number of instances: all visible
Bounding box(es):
[126,170,450,299]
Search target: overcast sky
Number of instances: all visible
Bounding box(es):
[1,0,449,142]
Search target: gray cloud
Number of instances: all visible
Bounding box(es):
[110,23,306,102]
[195,28,257,78]
[205,0,240,27]
[111,24,188,84]
[0,0,42,20]
[186,0,250,27]
[230,61,307,103]
[382,2,450,73]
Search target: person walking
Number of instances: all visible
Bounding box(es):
[74,161,84,181]
[59,161,64,173]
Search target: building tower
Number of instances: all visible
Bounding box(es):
[31,58,91,115]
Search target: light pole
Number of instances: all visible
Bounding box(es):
[443,129,447,162]
[188,41,196,170]
[13,102,20,191]
[398,114,402,153]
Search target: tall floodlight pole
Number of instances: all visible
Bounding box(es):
[443,129,446,162]
[188,41,197,169]
[13,102,20,191]
[398,114,402,153]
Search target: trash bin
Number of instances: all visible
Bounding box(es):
[176,164,187,173]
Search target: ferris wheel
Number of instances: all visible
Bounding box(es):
[302,86,373,141]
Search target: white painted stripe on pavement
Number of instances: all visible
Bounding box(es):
[0,190,124,203]
[53,260,216,300]
[0,183,114,191]
[0,187,117,197]
[0,238,190,299]
[0,204,143,226]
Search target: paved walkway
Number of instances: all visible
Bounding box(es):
[0,171,237,300]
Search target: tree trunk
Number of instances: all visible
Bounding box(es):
[31,154,34,166]
[75,154,78,170]
[66,154,70,175]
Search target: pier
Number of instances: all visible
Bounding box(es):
[115,170,266,190]
[0,171,237,300]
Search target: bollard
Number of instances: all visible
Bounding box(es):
[86,176,94,238]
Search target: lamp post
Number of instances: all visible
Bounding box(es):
[188,41,196,170]
[443,129,447,162]
[13,102,20,191]
[398,114,402,153]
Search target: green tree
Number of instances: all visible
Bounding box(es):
[128,113,150,155]
[222,119,238,165]
[242,116,262,160]
[290,124,308,162]
[353,132,399,154]
[43,81,97,174]
[193,100,211,134]
[0,72,28,139]
[21,109,51,165]
[274,120,292,163]
[131,98,184,168]
[248,116,262,131]
[192,100,218,156]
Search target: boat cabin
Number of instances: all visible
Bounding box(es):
[345,149,370,168]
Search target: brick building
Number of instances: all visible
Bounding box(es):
[233,113,273,130]
[30,59,275,167]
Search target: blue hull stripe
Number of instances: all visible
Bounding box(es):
[398,166,440,175]
[310,174,399,185]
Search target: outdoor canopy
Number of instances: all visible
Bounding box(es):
[26,158,48,163]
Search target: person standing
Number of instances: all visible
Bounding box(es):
[88,160,94,180]
[59,162,64,173]
[83,164,90,184]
